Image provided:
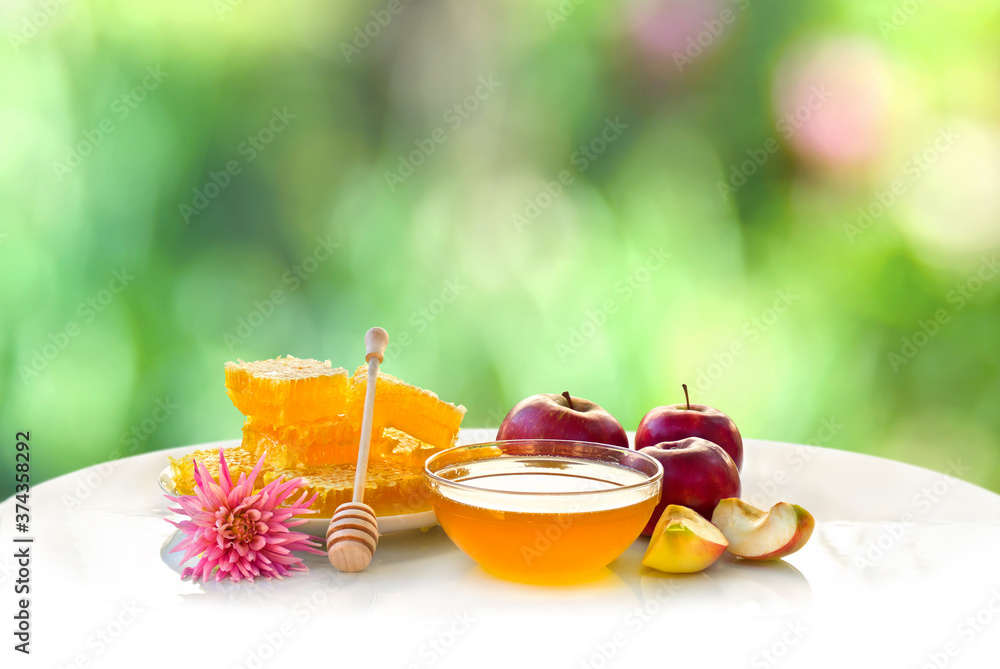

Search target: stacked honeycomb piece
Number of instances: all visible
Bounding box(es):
[169,355,465,517]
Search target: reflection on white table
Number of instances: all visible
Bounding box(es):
[1,428,998,668]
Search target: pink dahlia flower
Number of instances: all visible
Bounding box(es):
[165,448,324,582]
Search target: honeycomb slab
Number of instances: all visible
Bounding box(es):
[241,415,359,469]
[265,460,432,518]
[170,446,431,518]
[168,446,266,495]
[240,420,445,472]
[225,356,349,425]
[349,365,466,451]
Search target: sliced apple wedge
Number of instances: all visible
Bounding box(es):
[711,498,814,561]
[642,505,729,573]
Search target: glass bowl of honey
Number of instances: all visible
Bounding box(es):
[424,440,663,583]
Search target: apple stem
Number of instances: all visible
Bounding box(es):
[682,384,690,411]
[561,391,574,410]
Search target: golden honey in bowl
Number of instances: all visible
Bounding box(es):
[424,441,662,582]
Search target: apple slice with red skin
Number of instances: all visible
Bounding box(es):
[497,392,629,449]
[711,498,815,561]
[642,505,728,574]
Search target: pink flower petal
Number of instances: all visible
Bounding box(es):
[217,446,234,489]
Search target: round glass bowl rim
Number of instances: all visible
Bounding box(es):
[423,439,663,498]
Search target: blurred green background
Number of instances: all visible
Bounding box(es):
[2,0,999,501]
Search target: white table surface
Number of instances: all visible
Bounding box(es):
[2,429,999,668]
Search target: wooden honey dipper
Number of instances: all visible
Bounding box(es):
[326,327,388,572]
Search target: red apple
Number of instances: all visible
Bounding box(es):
[711,498,814,561]
[638,437,741,535]
[496,392,629,449]
[635,384,743,470]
